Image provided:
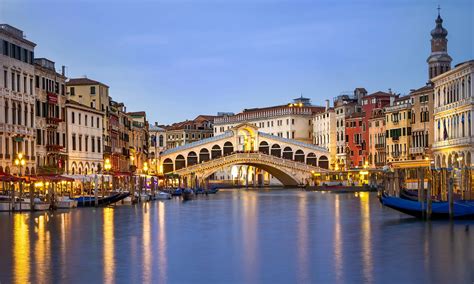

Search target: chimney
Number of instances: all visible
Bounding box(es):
[62,65,66,76]
[325,99,330,111]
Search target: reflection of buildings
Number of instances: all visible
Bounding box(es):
[34,58,67,174]
[0,24,37,175]
[65,100,104,174]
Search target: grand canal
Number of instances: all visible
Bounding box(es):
[0,189,472,283]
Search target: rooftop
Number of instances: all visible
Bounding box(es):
[66,77,109,88]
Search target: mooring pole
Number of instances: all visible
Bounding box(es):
[448,177,454,219]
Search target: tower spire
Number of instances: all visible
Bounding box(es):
[427,6,452,80]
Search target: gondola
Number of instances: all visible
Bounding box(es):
[182,189,194,201]
[74,192,130,207]
[379,193,474,219]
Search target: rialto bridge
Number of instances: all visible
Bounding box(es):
[158,123,331,186]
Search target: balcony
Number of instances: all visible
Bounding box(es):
[433,137,474,149]
[375,143,385,149]
[46,117,63,126]
[409,147,425,155]
[392,136,399,141]
[104,145,112,154]
[46,144,65,152]
[434,97,474,115]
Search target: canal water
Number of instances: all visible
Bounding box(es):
[0,189,472,283]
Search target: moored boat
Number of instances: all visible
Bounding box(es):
[56,196,78,209]
[155,191,172,200]
[380,193,474,219]
[34,198,50,211]
[182,188,194,201]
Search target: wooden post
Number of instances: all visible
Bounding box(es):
[420,168,425,217]
[94,175,99,207]
[417,168,422,201]
[131,176,135,203]
[448,177,454,219]
[30,182,34,212]
[426,180,432,220]
[101,175,105,198]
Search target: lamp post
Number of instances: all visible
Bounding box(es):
[14,153,26,210]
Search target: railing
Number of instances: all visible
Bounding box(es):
[392,136,399,141]
[391,152,401,158]
[375,143,385,149]
[171,152,329,175]
[409,147,425,155]
[46,144,65,152]
[434,97,474,114]
[433,137,474,148]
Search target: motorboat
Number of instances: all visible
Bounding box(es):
[171,188,183,197]
[0,196,14,211]
[56,196,78,209]
[154,191,172,200]
[33,198,50,211]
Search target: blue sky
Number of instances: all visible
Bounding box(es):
[1,0,472,124]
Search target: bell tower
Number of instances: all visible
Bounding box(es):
[427,6,452,79]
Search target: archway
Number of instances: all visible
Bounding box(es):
[282,147,293,160]
[271,144,281,157]
[187,151,198,166]
[199,148,210,163]
[175,155,186,170]
[318,155,329,169]
[294,150,305,163]
[163,158,173,174]
[223,142,234,155]
[306,153,317,166]
[211,145,222,159]
[259,141,269,154]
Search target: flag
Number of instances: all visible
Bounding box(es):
[443,119,448,140]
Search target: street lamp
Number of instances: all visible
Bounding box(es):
[143,162,149,175]
[14,153,26,176]
[104,158,112,173]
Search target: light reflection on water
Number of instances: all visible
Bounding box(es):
[0,190,473,283]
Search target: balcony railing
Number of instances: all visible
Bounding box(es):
[433,137,474,149]
[409,147,425,155]
[46,144,65,152]
[434,97,474,115]
[375,143,385,149]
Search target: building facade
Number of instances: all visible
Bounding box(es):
[34,58,67,174]
[65,100,104,174]
[166,115,215,149]
[334,93,358,170]
[408,85,434,163]
[368,108,387,168]
[312,100,336,167]
[432,60,474,168]
[0,24,36,175]
[149,123,167,174]
[128,111,149,174]
[385,96,412,165]
[106,100,131,173]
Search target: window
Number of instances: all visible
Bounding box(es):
[79,135,82,151]
[90,86,96,94]
[85,115,88,126]
[71,112,75,123]
[85,136,89,151]
[72,134,76,151]
[79,113,81,125]
[97,117,99,128]
[91,137,95,152]
[97,138,101,153]
[70,87,75,96]
[3,70,7,88]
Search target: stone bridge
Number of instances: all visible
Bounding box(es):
[158,123,330,186]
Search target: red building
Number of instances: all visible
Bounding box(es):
[345,112,365,168]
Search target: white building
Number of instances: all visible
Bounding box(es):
[149,123,167,173]
[65,100,104,174]
[312,100,336,168]
[0,24,36,175]
[432,60,474,168]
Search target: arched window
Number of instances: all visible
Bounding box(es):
[211,145,222,159]
[318,155,329,169]
[163,158,173,173]
[306,153,317,166]
[282,147,293,160]
[199,148,210,163]
[175,155,186,170]
[294,150,305,162]
[223,142,233,155]
[187,151,198,166]
[259,141,269,154]
[270,144,281,157]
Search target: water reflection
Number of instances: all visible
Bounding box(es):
[359,192,373,282]
[13,214,30,283]
[34,213,51,283]
[157,201,167,283]
[333,194,343,282]
[242,192,258,283]
[103,208,115,284]
[142,203,152,282]
[297,193,309,282]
